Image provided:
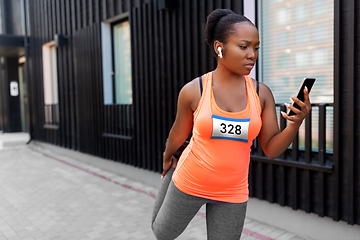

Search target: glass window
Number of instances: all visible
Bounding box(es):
[312,0,328,17]
[294,3,308,22]
[113,21,132,105]
[50,46,59,104]
[294,27,309,45]
[277,31,290,47]
[312,48,327,66]
[312,24,327,42]
[277,53,290,69]
[101,18,134,137]
[42,41,59,125]
[294,51,308,68]
[258,0,334,152]
[277,7,290,25]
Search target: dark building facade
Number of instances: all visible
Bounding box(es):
[0,0,358,225]
[0,0,29,133]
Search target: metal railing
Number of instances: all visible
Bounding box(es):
[44,104,59,125]
[251,103,334,172]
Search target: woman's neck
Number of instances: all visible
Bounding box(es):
[213,65,244,86]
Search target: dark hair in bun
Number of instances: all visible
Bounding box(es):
[205,9,254,47]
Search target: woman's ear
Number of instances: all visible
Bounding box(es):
[214,41,223,59]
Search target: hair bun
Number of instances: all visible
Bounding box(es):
[205,9,236,46]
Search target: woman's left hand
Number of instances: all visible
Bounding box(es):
[281,86,312,126]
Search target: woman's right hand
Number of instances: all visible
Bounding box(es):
[161,155,178,179]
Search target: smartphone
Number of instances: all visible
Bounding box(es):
[287,78,316,116]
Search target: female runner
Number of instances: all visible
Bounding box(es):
[151,9,312,240]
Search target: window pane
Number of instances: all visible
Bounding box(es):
[113,21,132,105]
[294,51,308,68]
[312,0,328,17]
[42,42,59,124]
[277,7,290,25]
[294,3,308,22]
[277,54,290,69]
[50,45,58,104]
[294,27,309,45]
[259,0,334,152]
[277,31,290,47]
[312,24,327,42]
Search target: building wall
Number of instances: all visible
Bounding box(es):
[27,0,359,225]
[0,57,8,131]
[0,57,22,132]
[0,0,24,35]
[28,0,243,168]
[0,0,26,132]
[7,58,22,132]
[335,0,360,225]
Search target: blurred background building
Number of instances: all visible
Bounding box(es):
[0,0,29,133]
[0,0,358,226]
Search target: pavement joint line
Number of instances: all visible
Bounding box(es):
[242,229,274,240]
[29,146,157,199]
[29,145,274,240]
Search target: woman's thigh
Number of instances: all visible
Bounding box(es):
[206,201,247,240]
[152,181,205,240]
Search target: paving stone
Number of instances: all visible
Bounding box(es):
[290,237,308,240]
[248,222,269,232]
[241,235,259,240]
[268,229,286,239]
[276,232,297,240]
[257,226,277,236]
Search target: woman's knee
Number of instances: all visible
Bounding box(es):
[151,221,178,240]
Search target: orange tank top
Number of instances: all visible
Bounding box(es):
[172,72,262,203]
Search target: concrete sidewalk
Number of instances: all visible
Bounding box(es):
[0,133,358,240]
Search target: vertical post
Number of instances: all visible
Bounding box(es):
[279,104,287,159]
[332,0,340,222]
[23,0,33,141]
[318,104,326,217]
[318,104,326,165]
[346,0,355,225]
[291,132,299,210]
[304,109,312,213]
[305,110,312,163]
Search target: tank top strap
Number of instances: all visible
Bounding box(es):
[194,72,213,120]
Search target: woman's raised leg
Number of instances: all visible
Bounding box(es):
[151,170,205,240]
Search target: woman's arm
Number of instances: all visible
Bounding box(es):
[161,80,200,178]
[258,84,312,159]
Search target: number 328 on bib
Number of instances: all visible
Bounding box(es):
[211,115,250,143]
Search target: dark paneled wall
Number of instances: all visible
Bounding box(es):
[130,0,243,172]
[0,57,8,131]
[7,58,22,132]
[27,0,359,225]
[0,58,22,132]
[335,0,360,225]
[0,0,24,35]
[28,0,244,169]
[0,0,25,132]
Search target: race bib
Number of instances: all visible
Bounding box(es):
[211,115,250,142]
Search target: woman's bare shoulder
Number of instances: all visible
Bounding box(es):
[180,77,202,111]
[251,78,274,109]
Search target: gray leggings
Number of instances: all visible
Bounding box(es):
[151,168,247,240]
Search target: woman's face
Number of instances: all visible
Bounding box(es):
[220,22,260,75]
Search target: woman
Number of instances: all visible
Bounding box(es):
[151,9,311,240]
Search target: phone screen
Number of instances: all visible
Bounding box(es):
[287,78,316,116]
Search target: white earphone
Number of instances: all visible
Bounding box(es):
[217,47,223,58]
